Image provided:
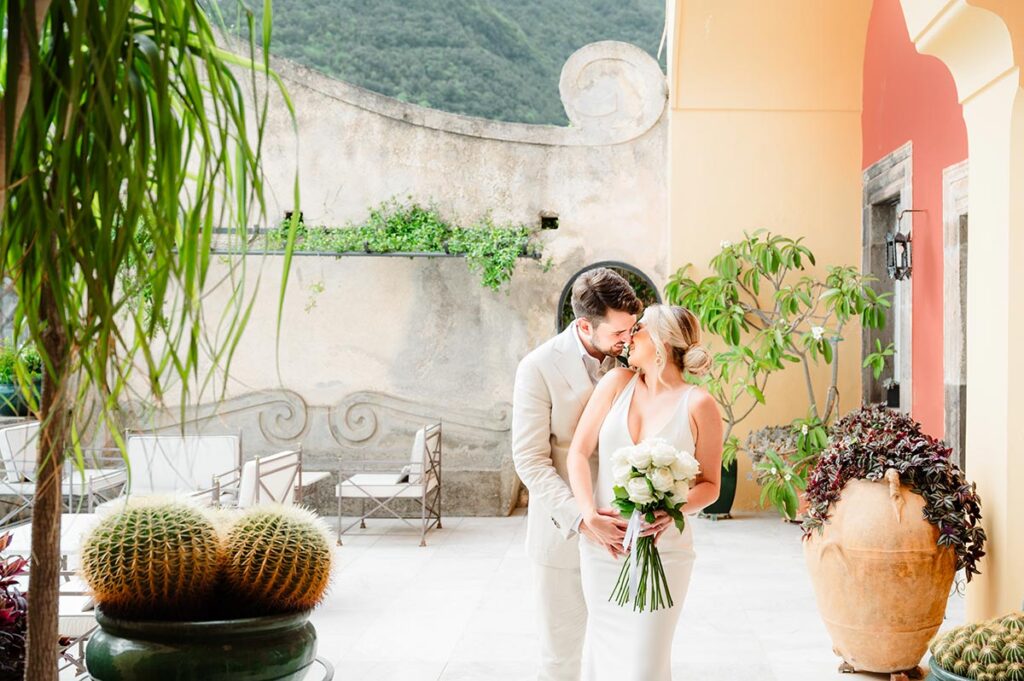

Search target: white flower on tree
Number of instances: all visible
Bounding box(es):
[811,326,825,341]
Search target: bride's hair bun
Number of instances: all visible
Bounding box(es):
[681,343,711,376]
[643,304,712,376]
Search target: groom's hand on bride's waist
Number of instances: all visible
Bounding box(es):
[580,508,629,559]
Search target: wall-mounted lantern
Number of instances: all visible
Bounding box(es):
[886,209,921,281]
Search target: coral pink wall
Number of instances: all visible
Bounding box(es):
[862,0,967,437]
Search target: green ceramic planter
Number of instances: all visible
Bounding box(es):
[701,459,738,519]
[926,657,970,681]
[85,608,317,681]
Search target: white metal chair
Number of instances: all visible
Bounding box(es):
[0,422,126,527]
[336,422,442,547]
[203,448,302,508]
[124,431,241,496]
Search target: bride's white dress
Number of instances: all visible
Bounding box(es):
[579,373,697,681]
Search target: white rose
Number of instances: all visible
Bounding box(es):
[650,467,675,493]
[670,450,701,481]
[670,480,690,503]
[770,466,779,476]
[627,446,653,471]
[811,326,825,341]
[611,447,632,468]
[801,424,809,435]
[650,440,678,468]
[626,476,655,505]
[720,240,732,249]
[612,463,633,486]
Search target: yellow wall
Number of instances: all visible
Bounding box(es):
[666,0,872,510]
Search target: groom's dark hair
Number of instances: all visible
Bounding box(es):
[571,267,642,322]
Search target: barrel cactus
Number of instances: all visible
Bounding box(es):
[930,613,1024,680]
[80,501,222,619]
[222,505,333,614]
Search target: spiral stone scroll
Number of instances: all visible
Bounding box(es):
[330,391,511,447]
[120,389,310,446]
[558,41,668,145]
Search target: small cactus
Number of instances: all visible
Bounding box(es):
[222,504,333,614]
[930,613,1024,680]
[81,501,222,618]
[1005,640,1024,664]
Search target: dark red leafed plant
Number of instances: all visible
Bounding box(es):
[802,405,986,582]
[0,532,28,679]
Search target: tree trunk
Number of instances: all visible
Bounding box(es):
[24,277,69,681]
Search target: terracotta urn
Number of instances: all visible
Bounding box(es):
[803,469,956,673]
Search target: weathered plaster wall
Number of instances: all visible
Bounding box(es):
[131,41,670,516]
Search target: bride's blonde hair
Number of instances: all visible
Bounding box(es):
[641,304,712,377]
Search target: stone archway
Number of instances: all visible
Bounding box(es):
[900,0,1024,619]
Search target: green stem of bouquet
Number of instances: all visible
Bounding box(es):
[609,535,675,612]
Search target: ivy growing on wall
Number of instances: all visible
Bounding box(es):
[261,200,543,291]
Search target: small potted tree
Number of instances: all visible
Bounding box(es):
[802,405,986,675]
[667,231,893,519]
[81,499,334,681]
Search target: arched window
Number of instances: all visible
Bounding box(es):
[556,261,661,332]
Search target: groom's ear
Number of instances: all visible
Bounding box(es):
[576,317,591,336]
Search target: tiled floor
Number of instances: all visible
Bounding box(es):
[312,510,966,680]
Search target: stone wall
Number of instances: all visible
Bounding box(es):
[127,41,669,516]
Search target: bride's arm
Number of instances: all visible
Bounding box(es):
[567,368,633,552]
[678,388,724,514]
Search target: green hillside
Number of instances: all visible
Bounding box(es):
[219,0,665,125]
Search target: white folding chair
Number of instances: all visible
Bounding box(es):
[0,422,126,527]
[204,448,302,508]
[337,422,442,547]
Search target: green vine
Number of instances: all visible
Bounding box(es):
[262,200,542,291]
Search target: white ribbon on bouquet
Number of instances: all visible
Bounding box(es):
[622,508,643,602]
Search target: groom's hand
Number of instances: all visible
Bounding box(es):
[640,510,675,545]
[580,508,629,559]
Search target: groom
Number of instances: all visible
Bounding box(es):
[513,267,642,681]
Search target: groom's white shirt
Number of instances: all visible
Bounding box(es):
[512,322,615,568]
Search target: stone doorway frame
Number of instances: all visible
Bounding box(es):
[943,159,968,469]
[862,141,914,412]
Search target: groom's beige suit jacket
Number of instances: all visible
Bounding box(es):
[513,325,600,569]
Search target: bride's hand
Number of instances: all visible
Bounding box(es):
[640,510,676,545]
[581,508,629,559]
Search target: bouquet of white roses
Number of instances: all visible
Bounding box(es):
[609,437,701,612]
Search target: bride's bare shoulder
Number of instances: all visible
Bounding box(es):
[687,385,719,416]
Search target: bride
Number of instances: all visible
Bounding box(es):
[567,304,723,681]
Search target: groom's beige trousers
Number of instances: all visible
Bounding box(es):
[532,563,587,681]
[513,325,605,681]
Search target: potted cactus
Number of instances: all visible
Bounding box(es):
[927,612,1024,680]
[803,405,986,675]
[80,500,333,681]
